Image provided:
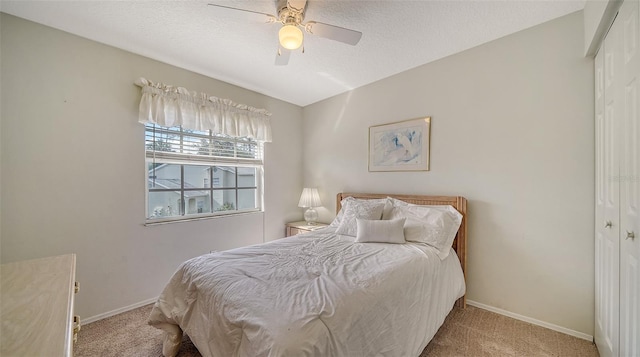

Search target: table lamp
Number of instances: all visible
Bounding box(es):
[298,188,321,225]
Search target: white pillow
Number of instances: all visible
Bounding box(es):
[356,218,406,244]
[328,197,350,228]
[383,197,460,221]
[382,197,411,219]
[335,199,385,236]
[382,198,395,220]
[387,204,462,259]
[329,197,386,228]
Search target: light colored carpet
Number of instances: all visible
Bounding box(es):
[75,304,599,356]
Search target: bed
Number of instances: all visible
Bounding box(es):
[149,193,468,357]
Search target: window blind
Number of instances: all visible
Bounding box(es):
[145,124,263,166]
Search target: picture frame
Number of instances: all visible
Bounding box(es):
[368,117,431,172]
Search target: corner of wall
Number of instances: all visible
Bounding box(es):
[584,0,623,57]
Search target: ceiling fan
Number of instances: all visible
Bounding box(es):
[207,0,362,65]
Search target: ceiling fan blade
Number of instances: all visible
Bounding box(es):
[287,0,307,13]
[275,46,291,66]
[305,21,362,46]
[207,3,276,23]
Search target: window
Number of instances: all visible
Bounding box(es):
[145,124,263,222]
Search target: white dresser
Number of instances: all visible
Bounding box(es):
[1,254,79,356]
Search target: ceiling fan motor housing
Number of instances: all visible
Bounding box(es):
[277,0,306,25]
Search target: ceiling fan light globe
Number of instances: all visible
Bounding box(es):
[279,25,303,50]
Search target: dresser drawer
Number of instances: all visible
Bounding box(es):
[288,227,304,236]
[285,221,328,237]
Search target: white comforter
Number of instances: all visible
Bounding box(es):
[148,227,465,357]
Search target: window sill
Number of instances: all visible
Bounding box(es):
[144,209,262,226]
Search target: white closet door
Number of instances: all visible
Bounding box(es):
[596,11,622,357]
[595,28,608,357]
[620,1,640,355]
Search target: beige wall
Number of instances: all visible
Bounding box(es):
[1,10,596,337]
[303,11,594,335]
[0,13,303,319]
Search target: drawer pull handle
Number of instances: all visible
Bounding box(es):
[605,221,613,228]
[627,231,635,240]
[74,281,80,294]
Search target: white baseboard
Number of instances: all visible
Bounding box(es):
[466,300,593,342]
[82,297,593,342]
[82,297,158,325]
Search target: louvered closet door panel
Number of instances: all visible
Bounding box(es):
[597,14,622,357]
[620,1,640,355]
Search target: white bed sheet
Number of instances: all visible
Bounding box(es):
[149,227,465,357]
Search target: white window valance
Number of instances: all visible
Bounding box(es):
[134,77,272,142]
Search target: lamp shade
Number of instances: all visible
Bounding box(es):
[279,25,303,50]
[298,188,321,208]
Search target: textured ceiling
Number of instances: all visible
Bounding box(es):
[1,0,585,106]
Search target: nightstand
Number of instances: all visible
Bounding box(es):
[285,221,328,237]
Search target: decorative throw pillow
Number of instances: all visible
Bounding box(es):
[387,204,462,259]
[355,218,406,244]
[384,197,459,216]
[382,197,412,219]
[329,197,386,228]
[335,199,385,236]
[382,198,395,220]
[328,197,350,228]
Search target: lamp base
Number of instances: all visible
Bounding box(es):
[304,208,318,225]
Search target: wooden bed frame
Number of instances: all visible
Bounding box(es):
[336,192,468,308]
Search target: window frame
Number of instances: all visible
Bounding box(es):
[144,124,264,224]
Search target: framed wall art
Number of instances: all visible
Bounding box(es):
[368,117,431,172]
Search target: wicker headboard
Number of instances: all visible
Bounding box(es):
[336,192,468,308]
